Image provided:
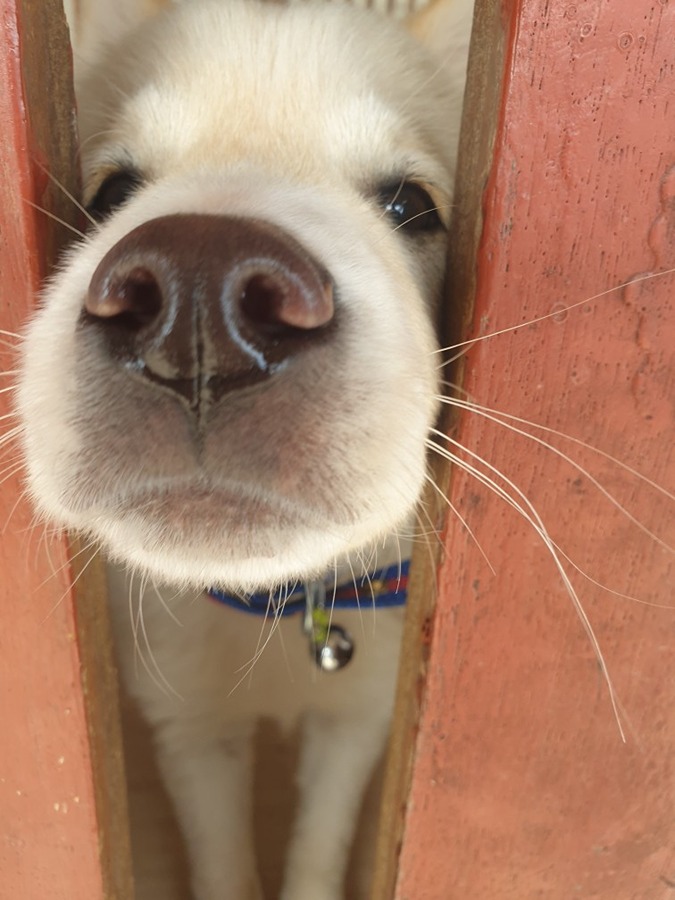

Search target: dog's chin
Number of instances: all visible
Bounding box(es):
[93,518,402,594]
[116,485,300,535]
[58,481,421,591]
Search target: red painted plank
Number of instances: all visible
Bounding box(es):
[0,2,112,897]
[396,0,675,897]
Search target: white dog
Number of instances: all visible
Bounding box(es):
[18,0,473,897]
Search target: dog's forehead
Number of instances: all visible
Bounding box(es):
[77,0,453,189]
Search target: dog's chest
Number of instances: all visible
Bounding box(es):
[107,564,406,733]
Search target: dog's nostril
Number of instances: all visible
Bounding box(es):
[240,271,334,332]
[86,266,163,328]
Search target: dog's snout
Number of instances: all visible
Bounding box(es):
[84,214,334,405]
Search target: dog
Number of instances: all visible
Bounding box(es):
[17,0,473,897]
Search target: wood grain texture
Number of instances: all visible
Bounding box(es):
[393,0,675,897]
[68,536,134,900]
[371,0,508,895]
[0,1,133,897]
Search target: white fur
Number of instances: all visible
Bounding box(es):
[18,1,473,897]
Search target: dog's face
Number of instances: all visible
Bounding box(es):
[19,0,466,590]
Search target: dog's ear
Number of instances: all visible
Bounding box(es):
[65,0,169,73]
[406,0,474,69]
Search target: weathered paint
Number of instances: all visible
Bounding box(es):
[0,2,131,898]
[392,0,675,897]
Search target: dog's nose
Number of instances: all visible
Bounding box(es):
[83,214,334,405]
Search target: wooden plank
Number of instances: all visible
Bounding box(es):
[371,0,507,894]
[387,0,675,896]
[0,1,133,897]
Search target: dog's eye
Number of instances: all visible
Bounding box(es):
[378,182,443,233]
[88,170,143,221]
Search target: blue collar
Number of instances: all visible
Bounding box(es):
[208,560,409,616]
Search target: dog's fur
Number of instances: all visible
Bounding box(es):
[18,1,473,897]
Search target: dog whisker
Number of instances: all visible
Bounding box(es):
[32,158,97,228]
[127,572,180,699]
[375,174,407,224]
[389,203,453,236]
[22,199,88,240]
[128,571,141,681]
[150,575,185,627]
[438,397,674,553]
[1,479,31,535]
[38,538,100,624]
[247,586,286,690]
[324,565,340,660]
[41,521,62,585]
[244,583,300,682]
[31,520,51,573]
[346,554,368,639]
[140,573,183,699]
[434,425,672,609]
[435,341,470,368]
[33,532,98,596]
[392,529,440,542]
[440,394,675,506]
[392,530,404,585]
[0,442,21,470]
[0,424,23,445]
[0,448,21,472]
[426,433,626,741]
[229,599,288,694]
[412,504,443,579]
[546,536,675,610]
[422,470,496,575]
[0,452,22,478]
[272,590,295,686]
[77,128,121,154]
[361,566,378,630]
[438,378,472,398]
[0,460,26,489]
[434,267,675,361]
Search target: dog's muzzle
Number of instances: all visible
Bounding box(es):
[82,214,335,408]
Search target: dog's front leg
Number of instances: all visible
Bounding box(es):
[154,723,263,900]
[281,711,390,900]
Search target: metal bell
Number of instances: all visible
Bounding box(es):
[313,624,354,672]
[302,580,354,672]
